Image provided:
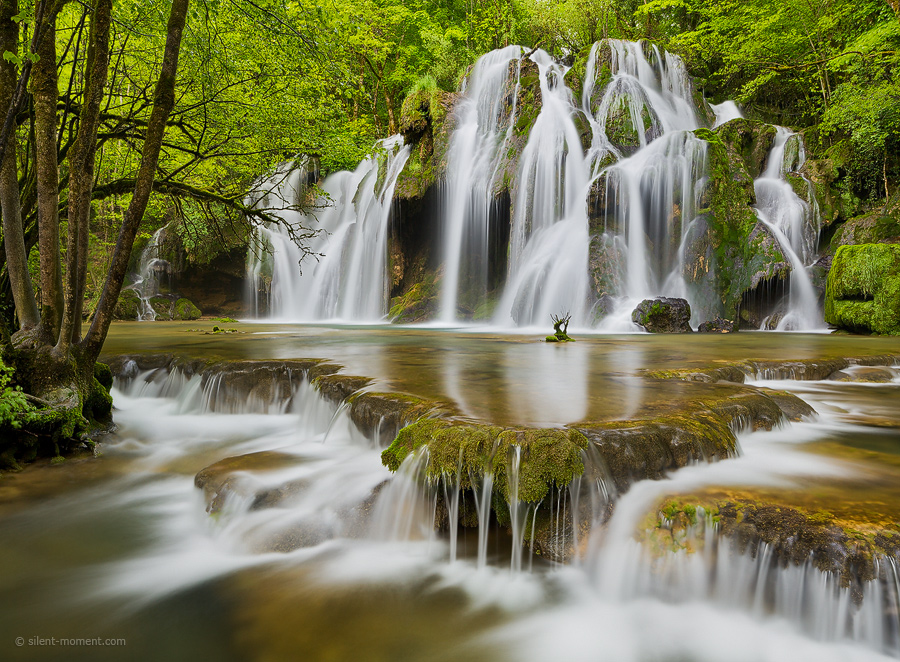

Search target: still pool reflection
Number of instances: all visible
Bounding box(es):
[101,321,900,426]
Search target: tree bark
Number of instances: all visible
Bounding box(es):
[83,0,190,361]
[56,0,112,353]
[33,11,63,340]
[0,0,39,330]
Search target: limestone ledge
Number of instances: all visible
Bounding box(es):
[650,497,900,604]
[642,353,900,383]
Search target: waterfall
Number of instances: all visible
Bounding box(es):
[128,226,171,321]
[493,49,592,326]
[580,40,708,329]
[246,137,410,321]
[439,45,522,322]
[754,127,823,330]
[242,40,830,332]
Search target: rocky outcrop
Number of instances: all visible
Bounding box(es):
[686,127,790,322]
[632,297,693,332]
[825,243,900,335]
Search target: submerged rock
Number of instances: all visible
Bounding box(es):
[697,317,735,333]
[631,297,692,333]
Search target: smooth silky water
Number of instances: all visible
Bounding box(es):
[1,321,900,661]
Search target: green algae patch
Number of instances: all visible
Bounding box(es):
[381,419,589,503]
[825,243,900,335]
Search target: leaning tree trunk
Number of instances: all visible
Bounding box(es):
[83,0,190,362]
[0,0,39,330]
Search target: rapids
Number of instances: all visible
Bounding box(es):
[3,324,900,661]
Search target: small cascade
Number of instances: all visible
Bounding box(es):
[439,45,522,322]
[370,447,438,543]
[128,227,171,321]
[493,49,592,326]
[754,127,823,330]
[246,137,410,321]
[711,100,743,127]
[589,514,900,656]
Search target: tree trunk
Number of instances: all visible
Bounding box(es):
[83,0,190,362]
[34,11,63,341]
[0,0,39,330]
[384,88,397,135]
[57,0,112,353]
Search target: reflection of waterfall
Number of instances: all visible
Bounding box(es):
[754,127,823,330]
[246,138,410,321]
[494,50,591,326]
[129,226,170,321]
[440,45,522,322]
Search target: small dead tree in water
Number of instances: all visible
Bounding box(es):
[547,312,573,342]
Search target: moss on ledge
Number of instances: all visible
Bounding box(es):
[381,419,589,503]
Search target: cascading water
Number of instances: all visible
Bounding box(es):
[246,137,410,321]
[580,40,708,328]
[493,49,592,327]
[754,126,824,330]
[439,45,522,322]
[128,226,171,321]
[243,40,831,332]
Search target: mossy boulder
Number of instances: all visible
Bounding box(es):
[632,297,693,333]
[150,295,173,320]
[114,288,141,320]
[829,192,900,250]
[824,243,900,335]
[173,297,202,320]
[600,84,660,155]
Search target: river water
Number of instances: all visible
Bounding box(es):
[2,322,900,661]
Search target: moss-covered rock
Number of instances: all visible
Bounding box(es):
[685,128,790,321]
[395,89,458,200]
[381,418,589,504]
[824,243,900,335]
[150,295,173,320]
[388,271,440,323]
[114,288,141,320]
[713,119,776,179]
[632,297,693,333]
[173,297,202,320]
[829,192,900,250]
[649,496,900,593]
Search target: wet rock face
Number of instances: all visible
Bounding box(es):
[632,297,693,333]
